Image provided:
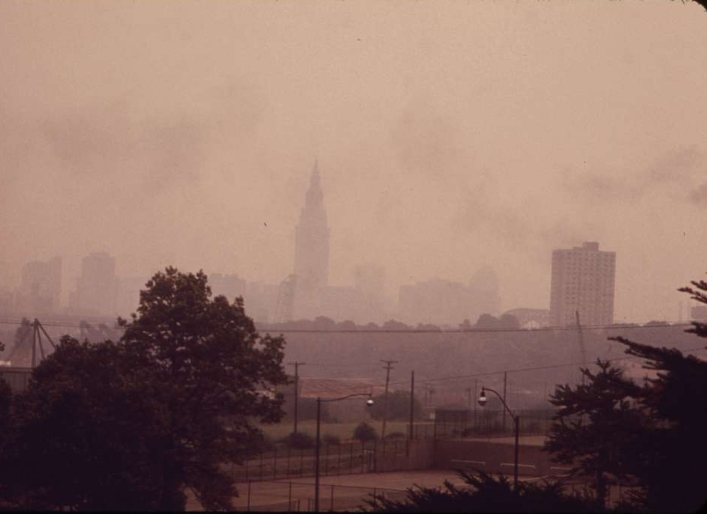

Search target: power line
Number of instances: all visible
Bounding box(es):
[294,344,707,397]
[0,318,697,334]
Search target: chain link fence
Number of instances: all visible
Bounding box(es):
[231,480,408,512]
[231,438,412,483]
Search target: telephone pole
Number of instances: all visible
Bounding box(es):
[502,371,508,432]
[287,362,305,434]
[380,360,398,441]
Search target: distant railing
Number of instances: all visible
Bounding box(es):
[231,438,415,483]
[229,479,408,512]
[433,409,556,439]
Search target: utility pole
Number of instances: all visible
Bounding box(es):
[575,310,587,385]
[287,362,305,434]
[466,387,472,410]
[408,371,415,441]
[502,371,508,432]
[380,360,398,441]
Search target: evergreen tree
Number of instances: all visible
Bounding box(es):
[365,469,601,513]
[543,360,647,508]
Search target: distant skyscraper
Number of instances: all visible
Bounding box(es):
[69,252,118,316]
[354,264,385,300]
[293,162,330,319]
[17,257,62,313]
[549,242,616,327]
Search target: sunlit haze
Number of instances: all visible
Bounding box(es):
[1,1,706,323]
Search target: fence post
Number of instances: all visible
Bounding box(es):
[287,447,291,478]
[245,458,248,481]
[246,481,251,512]
[300,447,305,476]
[325,443,329,476]
[260,451,264,480]
[273,448,277,479]
[330,484,334,511]
[361,441,365,473]
[337,443,341,475]
[288,481,292,508]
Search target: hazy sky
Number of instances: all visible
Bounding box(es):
[1,0,706,322]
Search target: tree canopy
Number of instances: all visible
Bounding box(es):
[368,390,423,422]
[544,360,647,508]
[0,267,289,511]
[365,470,601,513]
[544,278,707,512]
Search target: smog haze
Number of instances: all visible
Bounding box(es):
[1,0,706,323]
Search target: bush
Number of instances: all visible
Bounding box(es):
[282,431,315,450]
[322,434,341,446]
[353,422,378,443]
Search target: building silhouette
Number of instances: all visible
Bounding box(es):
[398,268,500,326]
[293,162,330,320]
[69,252,118,316]
[16,257,62,313]
[549,242,616,327]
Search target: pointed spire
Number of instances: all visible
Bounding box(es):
[311,159,320,188]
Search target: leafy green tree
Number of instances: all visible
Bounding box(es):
[353,421,379,443]
[3,337,168,510]
[365,469,602,513]
[544,360,647,509]
[368,390,423,421]
[282,431,315,450]
[118,267,288,510]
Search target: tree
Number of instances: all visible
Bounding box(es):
[543,360,647,509]
[543,278,707,512]
[608,337,707,512]
[353,421,378,443]
[603,278,707,512]
[118,267,288,510]
[368,390,423,422]
[3,337,169,510]
[365,469,601,513]
[0,375,13,507]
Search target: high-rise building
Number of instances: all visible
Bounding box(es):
[293,162,330,319]
[16,257,62,313]
[69,252,118,316]
[549,242,616,327]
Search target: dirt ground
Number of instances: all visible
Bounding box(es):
[186,469,535,511]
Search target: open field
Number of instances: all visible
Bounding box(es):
[258,420,432,442]
[187,470,474,512]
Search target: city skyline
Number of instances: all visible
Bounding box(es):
[1,1,706,323]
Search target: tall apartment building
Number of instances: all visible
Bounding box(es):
[549,242,616,327]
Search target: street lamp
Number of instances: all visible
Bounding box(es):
[478,386,520,490]
[315,393,374,512]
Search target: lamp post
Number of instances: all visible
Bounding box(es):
[315,393,374,512]
[478,386,520,490]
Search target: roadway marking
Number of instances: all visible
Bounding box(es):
[550,466,572,471]
[450,459,486,466]
[500,463,537,469]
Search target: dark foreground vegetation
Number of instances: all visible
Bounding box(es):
[0,268,288,511]
[0,272,706,512]
[366,280,707,513]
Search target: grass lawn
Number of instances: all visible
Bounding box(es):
[258,420,426,442]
